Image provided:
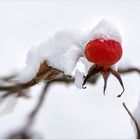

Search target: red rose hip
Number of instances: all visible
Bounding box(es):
[83,38,124,97]
[85,38,123,66]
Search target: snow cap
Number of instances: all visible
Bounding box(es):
[88,18,122,44]
[17,30,84,83]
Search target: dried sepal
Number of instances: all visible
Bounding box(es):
[101,70,110,95]
[35,61,62,82]
[111,69,125,97]
[82,65,100,88]
[82,64,125,97]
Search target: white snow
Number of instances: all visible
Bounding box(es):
[74,69,84,89]
[84,18,122,46]
[17,18,122,83]
[17,29,85,83]
[74,57,93,88]
[78,57,93,75]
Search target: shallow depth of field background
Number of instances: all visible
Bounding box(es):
[0,0,140,138]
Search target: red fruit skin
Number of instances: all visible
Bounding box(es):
[85,38,123,66]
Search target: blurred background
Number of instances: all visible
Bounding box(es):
[0,0,140,138]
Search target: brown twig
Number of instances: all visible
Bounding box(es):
[0,66,139,138]
[0,66,138,93]
[0,66,139,96]
[26,83,49,128]
[0,74,16,82]
[7,83,49,139]
[0,80,36,93]
[123,103,140,139]
[118,67,140,74]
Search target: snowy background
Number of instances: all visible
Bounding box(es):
[0,0,140,138]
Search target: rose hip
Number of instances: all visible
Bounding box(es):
[85,38,122,66]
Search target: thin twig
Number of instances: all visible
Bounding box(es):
[7,83,49,139]
[25,83,49,129]
[123,103,140,139]
[118,67,140,74]
[0,67,139,96]
[0,74,16,82]
[0,66,139,138]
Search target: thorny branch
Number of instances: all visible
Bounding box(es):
[0,66,139,138]
[123,103,140,139]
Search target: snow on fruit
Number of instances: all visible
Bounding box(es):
[17,18,125,97]
[83,18,124,97]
